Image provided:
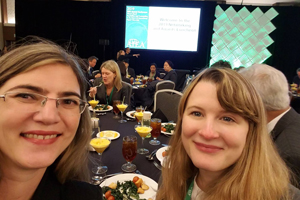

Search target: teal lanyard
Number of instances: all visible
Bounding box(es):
[105,87,114,105]
[184,181,194,200]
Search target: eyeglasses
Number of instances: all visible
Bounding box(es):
[0,91,88,115]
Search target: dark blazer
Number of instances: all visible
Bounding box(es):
[127,67,136,78]
[95,82,130,106]
[163,70,177,86]
[32,166,102,200]
[293,76,300,86]
[271,108,300,188]
[146,70,160,80]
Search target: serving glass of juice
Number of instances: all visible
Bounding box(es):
[90,137,111,174]
[135,111,143,125]
[117,103,128,123]
[88,100,99,117]
[122,135,137,172]
[135,125,152,154]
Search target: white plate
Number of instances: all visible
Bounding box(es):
[156,146,169,165]
[88,105,113,112]
[161,123,176,135]
[126,110,136,119]
[126,111,153,119]
[96,130,120,140]
[100,173,157,199]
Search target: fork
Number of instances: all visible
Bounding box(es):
[153,161,162,170]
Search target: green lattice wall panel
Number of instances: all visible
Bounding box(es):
[210,6,278,69]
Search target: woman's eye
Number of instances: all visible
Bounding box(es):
[222,116,234,122]
[192,112,202,117]
[16,93,36,100]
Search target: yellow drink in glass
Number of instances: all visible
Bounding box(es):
[89,100,99,109]
[90,138,111,153]
[135,112,143,123]
[135,125,152,154]
[136,126,152,137]
[117,104,128,112]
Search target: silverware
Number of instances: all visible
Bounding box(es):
[96,112,106,116]
[88,83,103,92]
[98,172,123,184]
[162,144,168,147]
[135,170,142,175]
[153,161,162,170]
[146,149,158,161]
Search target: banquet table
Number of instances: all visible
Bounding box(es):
[88,111,171,183]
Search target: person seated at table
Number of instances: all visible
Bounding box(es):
[124,59,136,79]
[156,67,300,200]
[210,59,232,69]
[156,60,177,86]
[240,64,300,188]
[0,39,102,199]
[117,60,131,84]
[146,63,160,80]
[89,60,130,106]
[116,49,139,62]
[292,68,300,87]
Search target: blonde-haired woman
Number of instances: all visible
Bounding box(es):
[0,38,102,199]
[156,68,300,200]
[89,60,130,106]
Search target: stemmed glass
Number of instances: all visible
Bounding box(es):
[90,137,111,174]
[135,125,152,154]
[117,103,128,123]
[88,100,99,118]
[149,118,161,145]
[113,100,121,119]
[135,112,143,125]
[122,135,137,172]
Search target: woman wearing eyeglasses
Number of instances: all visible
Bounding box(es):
[0,39,102,199]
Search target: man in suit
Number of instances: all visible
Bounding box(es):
[240,64,300,188]
[87,56,100,80]
[124,59,135,78]
[293,68,300,87]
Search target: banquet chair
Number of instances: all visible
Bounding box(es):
[156,80,175,92]
[122,81,133,105]
[153,89,183,122]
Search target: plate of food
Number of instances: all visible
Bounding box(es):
[156,146,169,165]
[100,173,157,200]
[126,111,136,119]
[89,104,113,112]
[96,130,120,140]
[161,123,176,135]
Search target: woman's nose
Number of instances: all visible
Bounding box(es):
[33,99,60,124]
[198,119,219,139]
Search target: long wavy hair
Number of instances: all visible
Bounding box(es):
[0,38,92,183]
[100,60,123,91]
[156,68,291,200]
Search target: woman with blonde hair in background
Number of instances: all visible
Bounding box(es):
[0,38,102,199]
[156,68,300,200]
[89,60,130,107]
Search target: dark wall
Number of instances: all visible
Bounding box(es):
[15,0,216,75]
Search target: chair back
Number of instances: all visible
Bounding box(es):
[154,89,183,122]
[156,80,175,92]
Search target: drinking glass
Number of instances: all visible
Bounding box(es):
[117,103,128,123]
[91,117,100,133]
[135,106,144,125]
[122,135,137,172]
[149,118,161,145]
[90,137,111,174]
[88,100,99,118]
[113,100,121,119]
[135,125,152,154]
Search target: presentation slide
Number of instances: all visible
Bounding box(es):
[125,6,201,52]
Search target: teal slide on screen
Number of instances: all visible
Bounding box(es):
[125,6,201,52]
